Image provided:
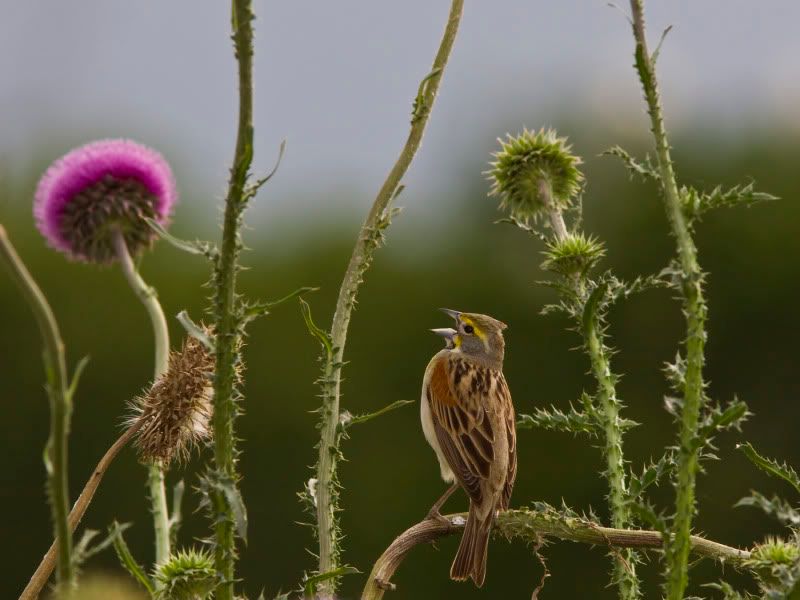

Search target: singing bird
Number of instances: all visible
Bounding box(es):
[420,309,517,586]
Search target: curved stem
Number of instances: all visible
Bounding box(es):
[19,419,144,600]
[210,0,255,597]
[361,510,751,600]
[628,2,707,598]
[541,189,640,598]
[313,3,464,595]
[0,225,74,591]
[112,230,171,567]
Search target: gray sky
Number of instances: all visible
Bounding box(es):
[1,1,798,229]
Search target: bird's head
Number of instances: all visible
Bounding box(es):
[432,308,507,366]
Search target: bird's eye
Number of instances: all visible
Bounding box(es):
[463,325,474,334]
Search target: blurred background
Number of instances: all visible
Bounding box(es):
[1,1,799,598]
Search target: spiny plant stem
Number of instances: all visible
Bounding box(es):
[0,225,74,591]
[541,191,640,598]
[113,230,171,568]
[312,2,464,595]
[20,419,144,600]
[211,0,255,597]
[628,2,707,598]
[362,509,751,600]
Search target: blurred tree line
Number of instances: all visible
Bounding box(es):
[1,123,797,598]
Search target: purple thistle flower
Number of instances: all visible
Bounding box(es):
[34,139,177,263]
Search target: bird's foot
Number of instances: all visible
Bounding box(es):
[425,508,452,527]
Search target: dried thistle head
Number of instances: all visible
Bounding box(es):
[488,128,583,222]
[130,334,215,466]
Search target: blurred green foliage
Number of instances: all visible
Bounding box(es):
[1,124,798,599]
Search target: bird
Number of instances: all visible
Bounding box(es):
[420,308,517,587]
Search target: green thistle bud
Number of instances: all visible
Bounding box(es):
[154,548,216,600]
[488,128,584,222]
[746,537,800,569]
[744,536,800,588]
[541,232,606,276]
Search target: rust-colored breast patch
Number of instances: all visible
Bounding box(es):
[430,358,458,407]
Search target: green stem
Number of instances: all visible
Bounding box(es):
[21,419,144,600]
[210,0,255,597]
[628,2,707,598]
[542,192,640,598]
[313,2,464,596]
[362,509,750,600]
[112,230,171,567]
[0,225,74,590]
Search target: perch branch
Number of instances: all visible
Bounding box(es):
[361,509,751,600]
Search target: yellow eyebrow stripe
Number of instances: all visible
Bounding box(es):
[459,315,486,341]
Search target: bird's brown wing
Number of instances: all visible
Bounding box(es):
[497,372,517,510]
[427,355,495,505]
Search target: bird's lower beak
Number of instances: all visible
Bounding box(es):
[430,327,457,340]
[439,308,461,321]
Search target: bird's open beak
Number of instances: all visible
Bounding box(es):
[430,327,457,340]
[439,308,461,322]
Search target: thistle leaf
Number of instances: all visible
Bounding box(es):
[144,217,219,260]
[302,566,360,598]
[738,443,800,494]
[299,298,333,359]
[735,491,800,526]
[518,400,600,437]
[603,145,660,182]
[108,521,155,595]
[340,399,414,429]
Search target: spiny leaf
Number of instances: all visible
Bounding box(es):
[299,298,333,358]
[651,25,673,65]
[241,286,319,323]
[215,473,248,543]
[168,479,185,547]
[629,452,673,500]
[518,400,600,438]
[495,216,550,243]
[176,310,215,352]
[681,181,779,220]
[698,397,751,441]
[735,491,800,526]
[703,581,753,599]
[302,566,360,598]
[108,521,155,595]
[243,140,287,203]
[340,399,415,429]
[738,443,800,494]
[411,67,442,122]
[628,500,667,535]
[67,355,90,401]
[603,145,660,182]
[145,218,219,260]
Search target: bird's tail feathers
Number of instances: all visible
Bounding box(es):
[450,504,492,587]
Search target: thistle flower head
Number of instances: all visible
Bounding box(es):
[153,548,216,600]
[489,128,583,222]
[34,139,177,263]
[130,334,215,466]
[541,232,606,276]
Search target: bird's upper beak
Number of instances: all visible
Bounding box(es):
[430,327,457,340]
[439,308,461,322]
